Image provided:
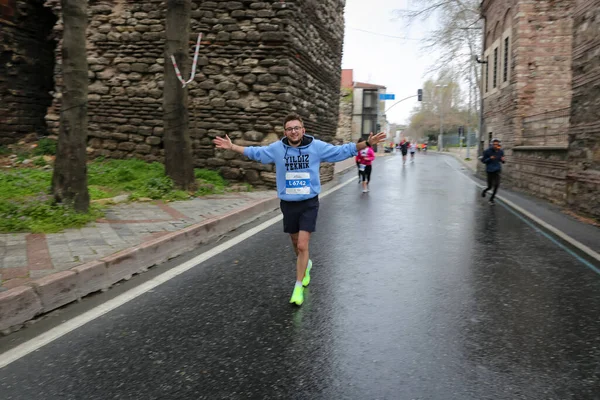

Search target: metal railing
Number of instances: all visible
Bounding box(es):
[521,107,570,146]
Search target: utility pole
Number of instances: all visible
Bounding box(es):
[436,84,448,151]
[467,66,472,159]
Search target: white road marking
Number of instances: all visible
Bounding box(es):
[445,159,600,264]
[0,176,357,369]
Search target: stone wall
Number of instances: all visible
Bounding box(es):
[335,88,352,144]
[41,0,345,187]
[480,0,574,200]
[513,0,574,122]
[511,148,569,204]
[567,0,600,218]
[0,0,56,144]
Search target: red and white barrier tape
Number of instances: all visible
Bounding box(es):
[170,33,203,88]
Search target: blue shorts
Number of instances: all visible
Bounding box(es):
[279,196,319,234]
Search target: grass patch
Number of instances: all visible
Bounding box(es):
[194,169,228,196]
[0,159,232,233]
[0,199,103,233]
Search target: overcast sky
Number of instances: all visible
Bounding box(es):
[341,0,439,125]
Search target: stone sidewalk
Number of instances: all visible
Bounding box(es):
[0,191,276,292]
[446,146,478,171]
[0,159,360,333]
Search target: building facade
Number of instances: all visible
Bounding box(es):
[481,0,599,219]
[481,0,574,205]
[351,81,387,143]
[566,0,600,218]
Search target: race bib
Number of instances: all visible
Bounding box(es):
[285,172,311,195]
[358,164,366,171]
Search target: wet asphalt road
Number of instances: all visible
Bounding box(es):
[1,153,599,400]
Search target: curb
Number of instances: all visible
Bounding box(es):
[439,150,477,173]
[0,195,279,333]
[438,152,600,265]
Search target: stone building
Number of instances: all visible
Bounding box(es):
[566,0,600,218]
[1,0,346,187]
[481,0,599,219]
[480,0,574,205]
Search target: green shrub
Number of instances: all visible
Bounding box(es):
[33,157,47,167]
[33,138,57,156]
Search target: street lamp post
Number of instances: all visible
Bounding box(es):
[436,84,448,152]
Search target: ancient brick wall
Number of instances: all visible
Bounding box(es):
[567,0,600,218]
[480,0,519,184]
[335,90,353,144]
[513,0,574,122]
[511,148,569,204]
[481,0,574,204]
[0,0,56,144]
[41,0,345,187]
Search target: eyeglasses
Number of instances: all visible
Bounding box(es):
[284,126,303,133]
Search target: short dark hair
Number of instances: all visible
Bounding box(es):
[283,113,303,128]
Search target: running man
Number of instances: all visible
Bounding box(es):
[399,139,409,164]
[409,141,417,162]
[213,113,386,305]
[481,139,505,205]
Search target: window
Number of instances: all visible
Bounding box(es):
[493,47,498,88]
[503,37,509,82]
[362,118,373,134]
[363,91,376,109]
[488,132,493,145]
[485,56,489,93]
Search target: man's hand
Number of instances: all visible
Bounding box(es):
[368,132,387,146]
[213,135,233,150]
[501,156,505,162]
[490,155,496,160]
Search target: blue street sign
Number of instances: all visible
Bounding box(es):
[379,93,395,100]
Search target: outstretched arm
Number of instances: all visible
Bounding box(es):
[213,135,245,155]
[213,134,277,164]
[320,131,387,162]
[357,132,387,151]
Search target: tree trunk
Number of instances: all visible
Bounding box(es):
[52,0,90,212]
[164,0,196,190]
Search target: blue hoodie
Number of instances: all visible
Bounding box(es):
[243,135,358,201]
[481,146,505,173]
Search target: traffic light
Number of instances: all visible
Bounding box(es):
[417,89,423,101]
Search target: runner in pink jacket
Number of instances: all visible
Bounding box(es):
[356,137,376,193]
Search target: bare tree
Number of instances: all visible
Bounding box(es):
[163,0,196,190]
[52,0,90,212]
[395,0,482,111]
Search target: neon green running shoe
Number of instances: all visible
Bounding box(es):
[289,285,304,306]
[302,259,313,287]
